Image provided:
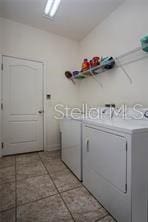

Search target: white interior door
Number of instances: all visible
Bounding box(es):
[2,56,44,155]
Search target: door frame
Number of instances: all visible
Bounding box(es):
[0,54,47,157]
[0,54,2,157]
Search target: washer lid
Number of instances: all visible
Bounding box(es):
[83,118,148,134]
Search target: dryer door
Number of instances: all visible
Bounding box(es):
[83,126,130,222]
[84,126,127,193]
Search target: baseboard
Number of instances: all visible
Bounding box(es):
[44,144,61,152]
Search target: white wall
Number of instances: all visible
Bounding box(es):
[79,0,148,107]
[1,0,148,154]
[0,18,2,54]
[0,17,80,151]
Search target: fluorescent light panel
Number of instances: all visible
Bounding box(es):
[44,0,61,17]
[50,0,61,17]
[44,0,54,15]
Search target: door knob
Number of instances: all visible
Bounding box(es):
[38,110,44,114]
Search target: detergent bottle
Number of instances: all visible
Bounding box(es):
[81,59,90,72]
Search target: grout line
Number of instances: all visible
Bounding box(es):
[0,159,16,214]
[14,155,17,222]
[0,180,15,186]
[82,184,103,209]
[16,177,81,208]
[58,184,82,194]
[14,152,114,222]
[16,160,45,168]
[15,174,81,208]
[14,151,41,158]
[95,213,116,222]
[16,193,58,208]
[81,185,115,222]
[38,153,76,222]
[57,193,76,222]
[16,173,48,183]
[0,166,15,170]
[0,207,16,214]
[0,183,81,214]
[15,159,48,182]
[95,215,109,222]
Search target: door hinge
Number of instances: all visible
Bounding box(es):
[1,103,3,110]
[125,183,127,193]
[86,139,90,152]
[1,142,4,149]
[1,63,3,71]
[126,142,128,152]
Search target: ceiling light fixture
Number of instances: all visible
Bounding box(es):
[44,0,54,15]
[44,0,61,17]
[50,0,61,17]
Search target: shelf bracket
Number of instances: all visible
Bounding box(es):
[89,70,103,88]
[71,77,76,84]
[116,57,133,84]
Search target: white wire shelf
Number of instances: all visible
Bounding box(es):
[71,46,148,85]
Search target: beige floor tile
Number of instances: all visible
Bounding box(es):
[61,187,108,222]
[0,156,15,169]
[17,175,57,205]
[0,208,15,222]
[0,183,15,212]
[17,194,74,222]
[51,168,81,192]
[45,160,67,174]
[39,151,61,166]
[16,153,40,166]
[96,215,116,222]
[0,152,114,222]
[0,166,15,185]
[16,161,47,181]
[39,150,61,161]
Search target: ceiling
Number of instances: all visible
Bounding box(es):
[0,0,124,41]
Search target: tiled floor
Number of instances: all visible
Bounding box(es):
[0,151,115,222]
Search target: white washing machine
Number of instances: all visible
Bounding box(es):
[60,115,83,180]
[82,116,148,222]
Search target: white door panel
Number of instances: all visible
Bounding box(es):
[85,127,127,193]
[8,122,36,143]
[83,126,129,222]
[2,56,44,155]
